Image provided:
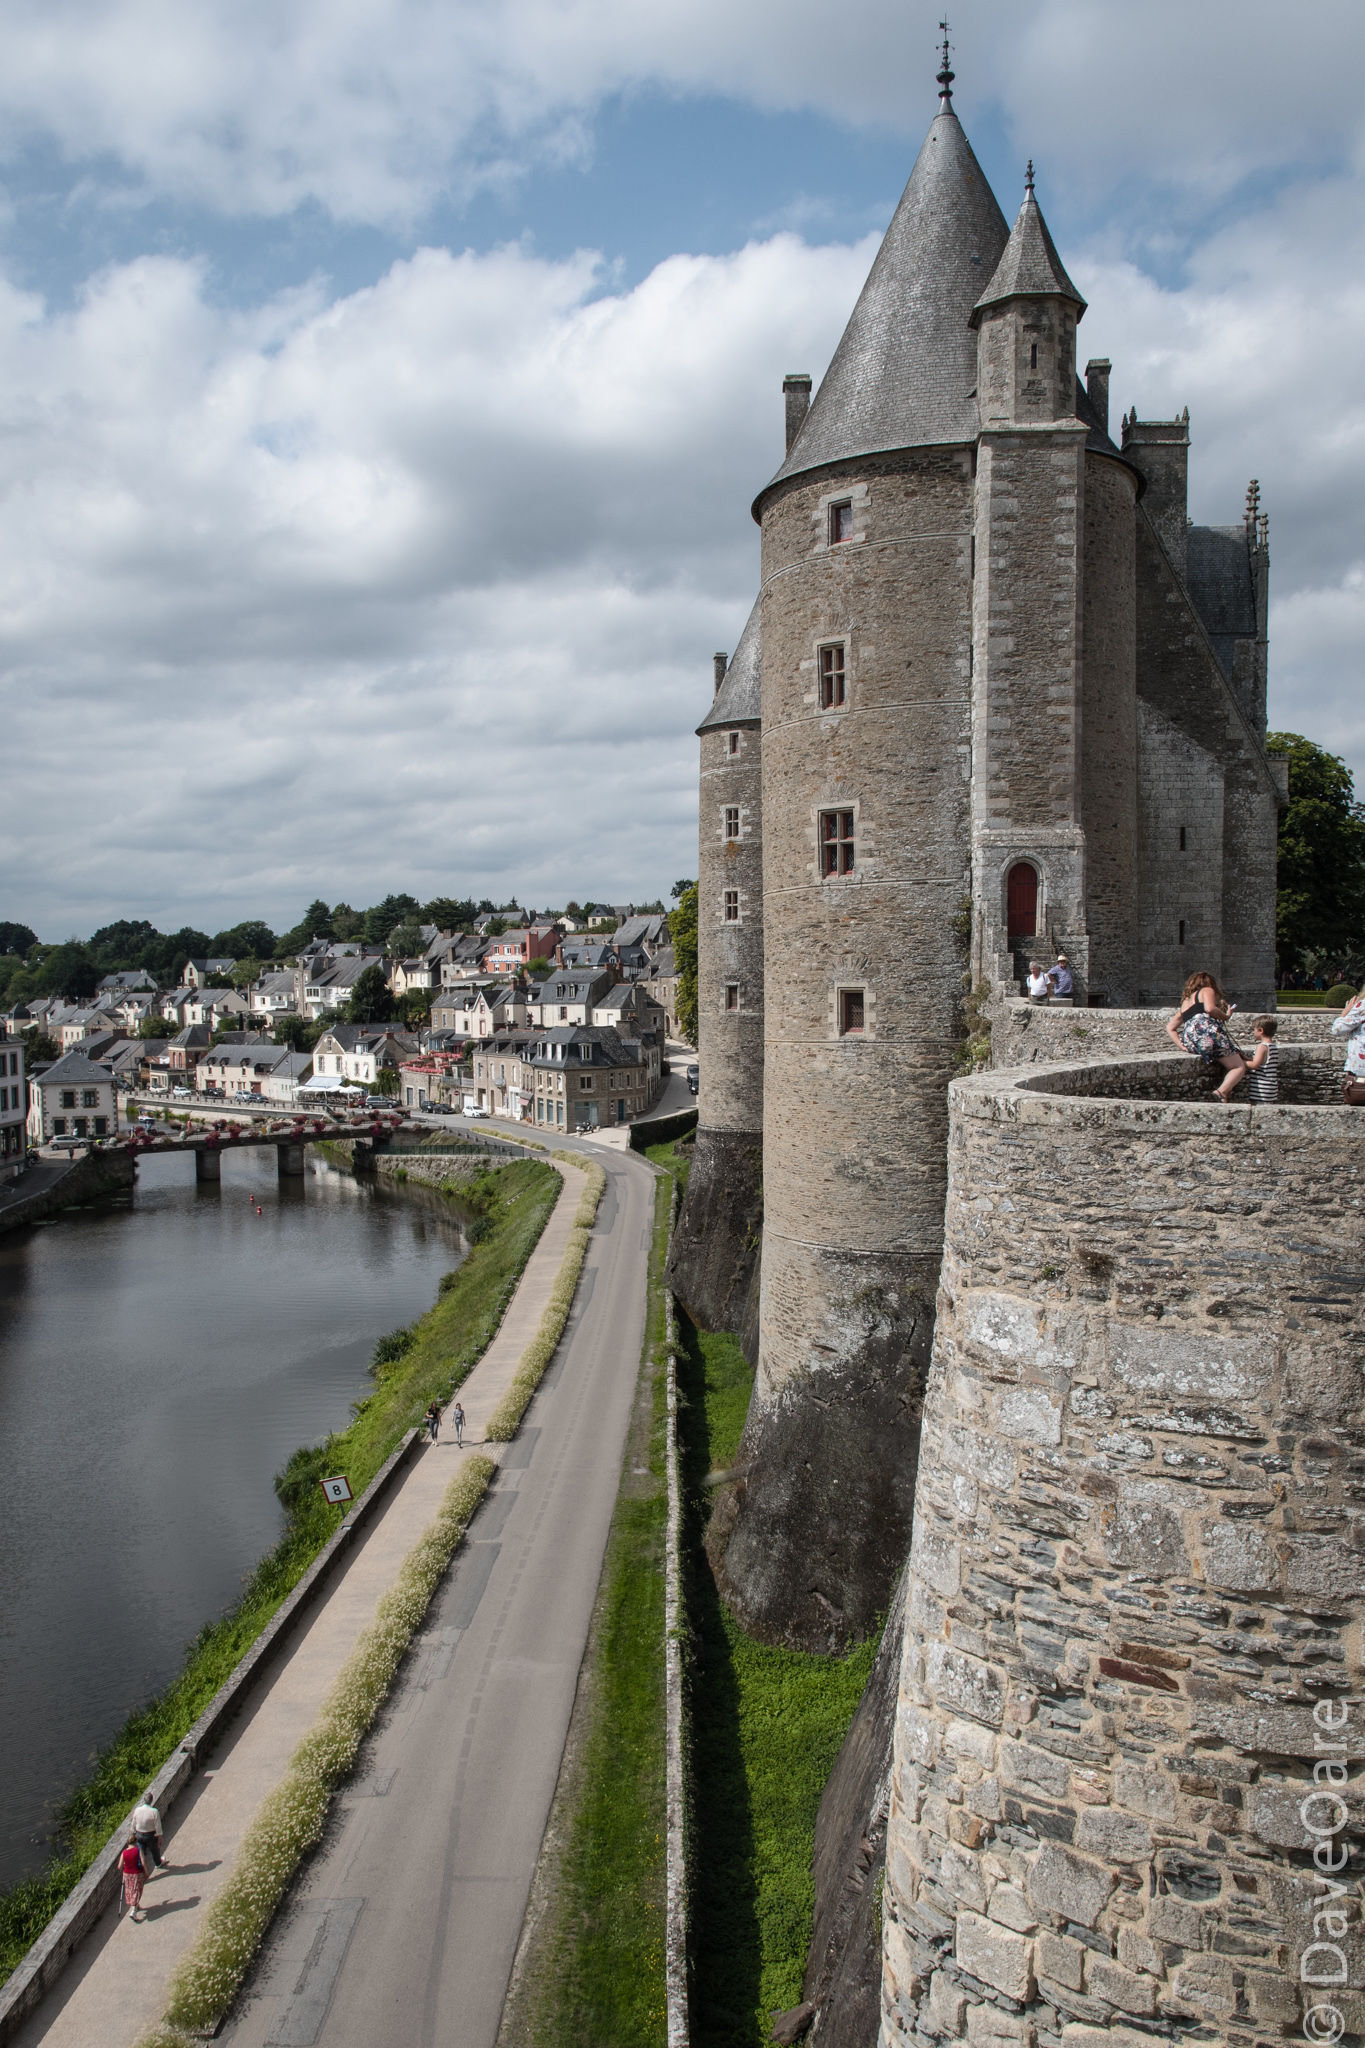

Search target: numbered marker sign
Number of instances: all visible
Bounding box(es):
[320,1474,353,1505]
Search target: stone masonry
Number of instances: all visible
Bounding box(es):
[880,1049,1365,2047]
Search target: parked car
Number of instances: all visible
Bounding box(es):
[686,1064,699,1095]
[464,1106,490,1120]
[171,1085,192,1098]
[426,1102,453,1115]
[363,1094,390,1108]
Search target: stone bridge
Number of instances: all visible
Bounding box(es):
[108,1111,424,1184]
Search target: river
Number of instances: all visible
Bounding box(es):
[0,1146,466,1891]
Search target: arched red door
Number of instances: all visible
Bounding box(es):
[1006,863,1038,941]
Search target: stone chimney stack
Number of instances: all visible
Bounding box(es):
[1085,357,1111,432]
[713,652,728,697]
[782,374,811,452]
[1122,408,1190,582]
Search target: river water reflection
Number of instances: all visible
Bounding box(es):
[0,1146,464,1890]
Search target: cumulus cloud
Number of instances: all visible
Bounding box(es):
[0,0,1361,228]
[0,231,872,931]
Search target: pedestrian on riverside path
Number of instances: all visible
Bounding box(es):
[119,1838,147,1920]
[425,1402,441,1443]
[131,1793,168,1873]
[452,1402,465,1447]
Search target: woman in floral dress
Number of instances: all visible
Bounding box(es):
[1331,981,1365,1102]
[1166,971,1248,1100]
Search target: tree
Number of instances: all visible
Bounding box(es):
[278,899,334,954]
[422,896,475,932]
[136,1013,170,1039]
[525,956,553,979]
[37,942,100,1001]
[22,1026,59,1061]
[0,921,37,955]
[671,878,696,902]
[363,894,419,945]
[390,921,425,958]
[331,902,365,940]
[1267,731,1365,974]
[347,964,393,1024]
[273,1014,322,1052]
[211,920,276,959]
[484,916,508,938]
[669,884,698,1046]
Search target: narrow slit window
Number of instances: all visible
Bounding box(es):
[828,501,854,545]
[727,731,740,756]
[1030,343,1038,368]
[725,983,739,1012]
[1178,920,1186,946]
[820,809,856,876]
[819,644,846,708]
[1179,825,1187,850]
[724,806,740,840]
[839,989,865,1035]
[723,890,740,923]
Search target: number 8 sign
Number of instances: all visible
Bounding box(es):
[320,1474,353,1505]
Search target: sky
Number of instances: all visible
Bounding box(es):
[1,0,1362,940]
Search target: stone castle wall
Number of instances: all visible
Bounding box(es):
[880,1050,1365,2047]
[990,1000,1346,1071]
[1078,455,1140,1006]
[716,446,974,1651]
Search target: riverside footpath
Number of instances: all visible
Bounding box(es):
[14,1141,657,2048]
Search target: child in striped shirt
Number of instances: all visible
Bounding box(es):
[1244,1018,1278,1101]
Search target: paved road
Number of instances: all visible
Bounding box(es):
[220,1140,657,2048]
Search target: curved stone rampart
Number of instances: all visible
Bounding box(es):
[881,1049,1365,2047]
[990,999,1347,1071]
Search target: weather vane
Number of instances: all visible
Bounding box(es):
[937,18,954,106]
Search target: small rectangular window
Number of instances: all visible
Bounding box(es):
[60,1090,75,1108]
[724,806,740,840]
[724,890,739,922]
[727,731,739,756]
[839,989,865,1035]
[725,983,739,1011]
[1178,920,1186,945]
[54,1117,66,1134]
[820,809,856,876]
[819,644,846,708]
[1179,825,1187,850]
[83,1090,98,1107]
[829,501,853,544]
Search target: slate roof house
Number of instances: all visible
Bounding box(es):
[27,1048,117,1142]
[529,1026,651,1132]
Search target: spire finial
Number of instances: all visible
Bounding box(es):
[1025,159,1035,197]
[936,19,954,107]
[1245,477,1261,528]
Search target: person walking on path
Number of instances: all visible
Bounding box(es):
[424,1402,440,1444]
[131,1793,167,1873]
[1167,972,1247,1100]
[1332,980,1365,1103]
[119,1838,146,1921]
[452,1401,465,1447]
[1243,1017,1279,1102]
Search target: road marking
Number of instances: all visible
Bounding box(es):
[263,1896,365,2047]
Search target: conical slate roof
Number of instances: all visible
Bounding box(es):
[698,594,761,733]
[754,108,1009,513]
[970,185,1085,327]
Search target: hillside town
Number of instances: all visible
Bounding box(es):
[0,904,687,1169]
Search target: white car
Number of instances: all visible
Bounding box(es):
[464,1106,490,1120]
[172,1086,193,1098]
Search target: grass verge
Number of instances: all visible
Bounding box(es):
[484,1155,606,1441]
[678,1323,878,2047]
[497,1145,679,2047]
[0,1156,559,1988]
[137,1456,495,2048]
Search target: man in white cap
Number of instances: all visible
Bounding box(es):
[1048,954,1074,1000]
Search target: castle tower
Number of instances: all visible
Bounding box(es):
[968,170,1142,1006]
[667,605,766,1339]
[708,84,1012,1651]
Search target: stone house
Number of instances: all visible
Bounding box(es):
[183,958,236,988]
[468,1032,538,1118]
[529,1026,650,1132]
[311,1025,418,1089]
[432,985,528,1037]
[527,968,614,1027]
[637,945,680,1038]
[0,1039,25,1178]
[195,1044,300,1098]
[28,1048,116,1142]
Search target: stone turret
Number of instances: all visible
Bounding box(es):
[667,604,765,1343]
[704,100,1011,1653]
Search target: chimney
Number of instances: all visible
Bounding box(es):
[713,652,728,697]
[783,373,812,452]
[1085,358,1111,434]
[1121,407,1191,583]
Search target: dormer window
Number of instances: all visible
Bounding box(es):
[829,501,853,545]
